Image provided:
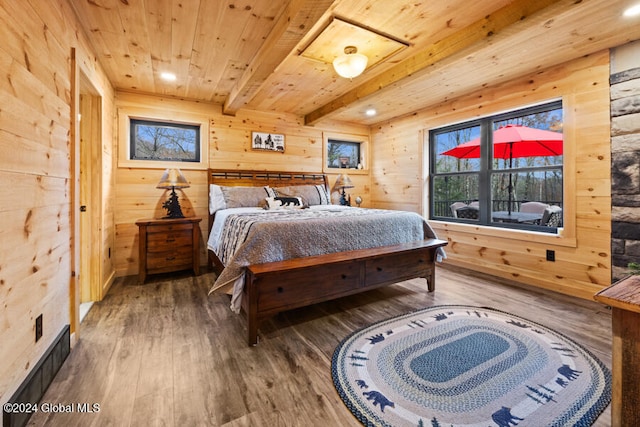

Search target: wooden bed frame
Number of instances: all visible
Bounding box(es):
[207,169,448,345]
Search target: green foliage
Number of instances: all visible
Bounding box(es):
[628,262,640,275]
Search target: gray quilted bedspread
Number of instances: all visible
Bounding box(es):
[208,207,442,308]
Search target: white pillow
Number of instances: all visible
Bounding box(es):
[209,184,226,214]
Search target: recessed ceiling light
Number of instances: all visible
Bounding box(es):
[365,108,377,116]
[623,3,640,17]
[160,72,177,81]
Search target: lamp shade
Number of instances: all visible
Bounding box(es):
[333,46,368,79]
[335,173,354,189]
[156,168,190,189]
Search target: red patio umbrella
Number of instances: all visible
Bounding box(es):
[441,124,563,214]
[440,124,563,159]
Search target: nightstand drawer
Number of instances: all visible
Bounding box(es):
[147,230,192,250]
[147,250,193,270]
[147,223,193,234]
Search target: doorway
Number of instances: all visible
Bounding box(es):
[78,72,103,321]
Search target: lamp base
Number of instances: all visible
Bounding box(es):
[162,188,186,218]
[162,212,185,219]
[339,189,351,206]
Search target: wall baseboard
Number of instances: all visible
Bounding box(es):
[3,325,70,427]
[102,269,117,300]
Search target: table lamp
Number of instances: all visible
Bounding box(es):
[335,173,354,206]
[157,168,190,218]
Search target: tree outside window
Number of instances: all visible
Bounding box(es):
[130,119,200,162]
[327,140,361,169]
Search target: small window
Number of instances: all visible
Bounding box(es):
[327,139,361,169]
[129,118,200,163]
[323,132,369,174]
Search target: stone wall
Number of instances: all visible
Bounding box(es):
[611,42,640,281]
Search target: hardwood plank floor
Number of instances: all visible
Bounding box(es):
[28,266,613,426]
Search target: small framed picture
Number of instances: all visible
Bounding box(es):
[251,131,285,152]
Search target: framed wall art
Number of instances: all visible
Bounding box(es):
[252,131,285,152]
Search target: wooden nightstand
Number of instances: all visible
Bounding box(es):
[136,217,202,284]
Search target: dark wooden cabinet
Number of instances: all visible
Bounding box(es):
[136,217,202,284]
[243,239,448,345]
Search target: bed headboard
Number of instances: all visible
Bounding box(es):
[207,169,330,235]
[208,169,328,190]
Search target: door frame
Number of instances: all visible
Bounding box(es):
[70,48,104,341]
[79,84,103,304]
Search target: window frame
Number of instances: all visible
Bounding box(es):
[322,131,369,174]
[428,100,564,234]
[117,107,209,170]
[129,118,201,163]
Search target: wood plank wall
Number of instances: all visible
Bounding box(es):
[0,0,115,411]
[114,51,616,303]
[0,0,619,412]
[370,50,612,300]
[113,92,369,277]
[113,94,213,278]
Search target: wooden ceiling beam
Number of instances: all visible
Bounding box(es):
[223,0,336,116]
[303,0,564,125]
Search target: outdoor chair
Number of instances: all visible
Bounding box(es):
[455,206,479,219]
[520,201,549,214]
[450,202,467,217]
[541,206,562,227]
[520,201,550,224]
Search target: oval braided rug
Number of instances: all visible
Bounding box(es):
[331,305,610,427]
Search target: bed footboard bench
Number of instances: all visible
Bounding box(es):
[242,238,448,345]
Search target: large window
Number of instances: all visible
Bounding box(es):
[429,101,563,232]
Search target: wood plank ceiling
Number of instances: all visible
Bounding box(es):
[69,0,640,126]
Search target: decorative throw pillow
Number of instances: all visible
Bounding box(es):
[264,196,303,210]
[209,184,226,214]
[219,186,272,209]
[265,187,277,198]
[273,184,330,206]
[314,184,331,205]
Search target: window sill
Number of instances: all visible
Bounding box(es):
[117,159,209,170]
[324,167,368,175]
[430,220,577,248]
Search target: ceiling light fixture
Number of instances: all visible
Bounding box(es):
[333,46,368,79]
[365,108,377,116]
[623,3,640,17]
[160,72,177,81]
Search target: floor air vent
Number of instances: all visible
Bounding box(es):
[3,325,70,427]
